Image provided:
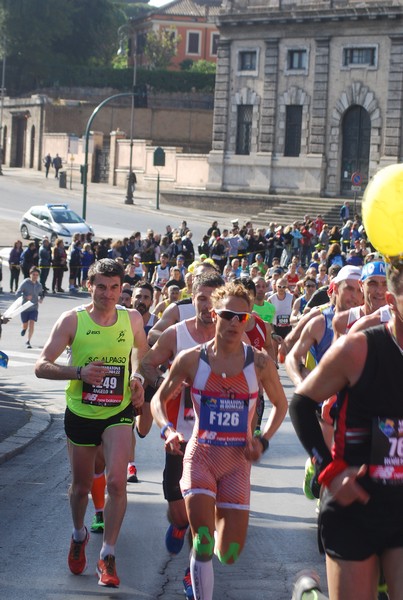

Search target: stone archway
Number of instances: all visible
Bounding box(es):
[327,82,381,196]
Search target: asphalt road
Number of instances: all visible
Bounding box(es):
[0,170,329,599]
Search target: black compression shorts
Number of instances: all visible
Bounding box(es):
[163,441,187,502]
[319,487,403,561]
[64,404,134,446]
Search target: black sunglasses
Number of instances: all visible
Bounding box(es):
[215,309,250,323]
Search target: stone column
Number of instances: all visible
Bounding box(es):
[109,129,126,186]
[384,35,403,160]
[260,39,279,154]
[211,39,231,152]
[310,37,330,155]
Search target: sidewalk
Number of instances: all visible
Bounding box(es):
[0,389,51,465]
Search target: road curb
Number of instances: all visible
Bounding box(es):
[0,395,51,465]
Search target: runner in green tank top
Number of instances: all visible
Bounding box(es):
[35,259,148,588]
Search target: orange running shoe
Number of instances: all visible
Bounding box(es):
[68,528,89,575]
[96,555,120,587]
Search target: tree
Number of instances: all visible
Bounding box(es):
[143,28,181,69]
[189,60,216,74]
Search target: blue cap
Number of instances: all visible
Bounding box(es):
[361,261,386,281]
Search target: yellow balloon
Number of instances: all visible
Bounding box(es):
[362,163,403,257]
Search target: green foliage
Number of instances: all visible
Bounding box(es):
[188,60,216,74]
[143,28,181,69]
[3,0,126,72]
[180,59,194,71]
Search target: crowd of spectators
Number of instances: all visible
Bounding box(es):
[7,211,375,306]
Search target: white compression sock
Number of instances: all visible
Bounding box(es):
[190,554,214,600]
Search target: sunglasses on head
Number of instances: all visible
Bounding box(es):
[215,309,250,323]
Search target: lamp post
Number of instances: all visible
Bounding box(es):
[118,25,136,205]
[0,45,6,176]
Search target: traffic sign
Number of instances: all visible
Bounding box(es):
[351,171,362,186]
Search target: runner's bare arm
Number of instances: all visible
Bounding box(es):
[141,325,177,387]
[256,350,288,440]
[151,348,198,454]
[148,303,180,345]
[35,311,116,386]
[285,314,325,385]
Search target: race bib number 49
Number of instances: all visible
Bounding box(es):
[82,365,124,407]
[198,395,248,446]
[369,417,403,484]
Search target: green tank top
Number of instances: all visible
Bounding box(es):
[66,305,134,419]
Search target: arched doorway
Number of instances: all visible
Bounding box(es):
[340,105,371,195]
[30,125,35,168]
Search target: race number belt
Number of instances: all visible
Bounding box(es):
[82,365,124,407]
[198,394,249,447]
[369,417,403,484]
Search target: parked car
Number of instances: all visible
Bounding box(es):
[20,203,94,245]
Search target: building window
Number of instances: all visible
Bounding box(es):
[239,51,257,72]
[284,105,302,157]
[211,33,219,56]
[187,32,200,55]
[137,32,147,55]
[343,46,377,67]
[236,105,253,155]
[287,49,307,70]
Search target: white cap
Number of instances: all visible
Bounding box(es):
[332,265,362,284]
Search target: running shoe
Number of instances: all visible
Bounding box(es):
[68,527,89,575]
[26,341,32,349]
[165,523,188,554]
[96,555,120,587]
[21,329,26,337]
[183,567,194,599]
[127,464,138,483]
[90,511,104,533]
[303,457,316,500]
[292,570,321,600]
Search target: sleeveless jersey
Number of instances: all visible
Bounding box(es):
[166,319,199,441]
[190,343,258,448]
[247,315,267,350]
[334,325,403,496]
[66,305,134,419]
[177,299,196,321]
[269,292,293,327]
[346,305,364,332]
[379,304,391,323]
[144,313,157,337]
[310,304,335,365]
[154,264,170,288]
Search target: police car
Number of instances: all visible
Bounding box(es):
[20,204,94,245]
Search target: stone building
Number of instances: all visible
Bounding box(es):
[207,0,403,197]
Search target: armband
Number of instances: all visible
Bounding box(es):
[160,422,174,440]
[318,458,349,488]
[76,367,82,380]
[130,372,145,386]
[256,435,269,453]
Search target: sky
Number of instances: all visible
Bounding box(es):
[150,0,172,6]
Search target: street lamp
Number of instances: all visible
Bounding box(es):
[118,24,136,205]
[0,43,6,176]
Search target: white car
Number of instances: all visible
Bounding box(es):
[20,203,94,245]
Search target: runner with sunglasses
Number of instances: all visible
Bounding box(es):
[151,281,288,600]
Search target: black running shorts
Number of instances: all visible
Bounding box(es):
[163,442,187,502]
[64,404,134,446]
